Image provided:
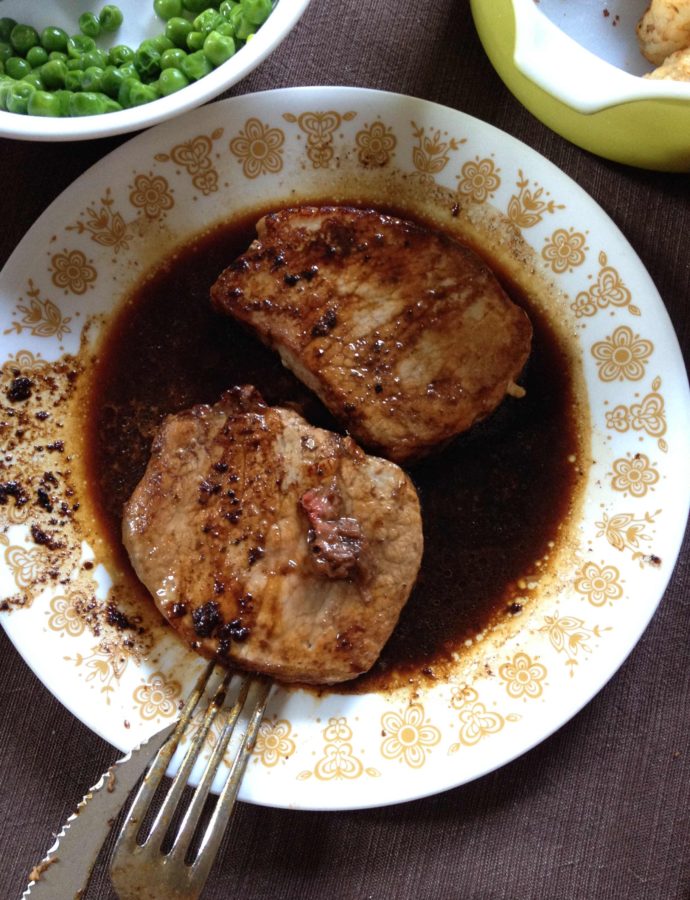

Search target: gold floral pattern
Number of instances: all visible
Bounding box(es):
[574,562,623,607]
[610,453,659,498]
[456,157,500,203]
[605,386,667,451]
[132,672,181,720]
[507,170,564,229]
[541,228,588,274]
[449,685,507,751]
[283,110,356,169]
[595,509,661,563]
[380,704,441,768]
[67,188,130,253]
[498,652,547,699]
[3,280,71,340]
[129,173,174,219]
[65,638,132,702]
[540,614,606,676]
[570,251,638,318]
[355,120,396,167]
[591,326,654,382]
[47,591,87,637]
[4,545,44,589]
[297,716,379,781]
[411,121,463,178]
[155,128,224,195]
[50,249,97,295]
[253,719,296,767]
[229,117,285,178]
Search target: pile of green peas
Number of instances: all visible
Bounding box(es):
[0,0,273,118]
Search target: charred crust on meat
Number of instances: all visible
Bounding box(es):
[0,480,29,507]
[284,272,301,286]
[301,265,319,282]
[311,307,338,337]
[170,602,187,618]
[192,600,222,637]
[213,461,229,473]
[247,546,264,566]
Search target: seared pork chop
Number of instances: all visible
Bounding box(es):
[123,386,423,684]
[211,207,532,463]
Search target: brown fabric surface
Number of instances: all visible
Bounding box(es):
[1,1,689,898]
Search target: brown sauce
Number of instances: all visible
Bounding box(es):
[85,206,581,693]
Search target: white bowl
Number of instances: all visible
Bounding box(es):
[0,0,311,141]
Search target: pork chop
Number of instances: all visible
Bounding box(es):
[211,207,532,463]
[122,386,423,684]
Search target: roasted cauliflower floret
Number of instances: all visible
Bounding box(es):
[637,0,690,66]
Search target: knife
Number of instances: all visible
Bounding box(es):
[22,722,176,899]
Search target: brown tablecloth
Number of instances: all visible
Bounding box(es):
[1,2,689,898]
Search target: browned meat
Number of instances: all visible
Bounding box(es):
[122,386,423,684]
[211,207,532,463]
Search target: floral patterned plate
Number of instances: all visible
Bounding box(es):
[1,87,689,810]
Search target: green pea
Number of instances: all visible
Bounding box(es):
[64,69,85,91]
[48,51,69,62]
[69,90,107,116]
[203,31,235,66]
[165,17,193,48]
[194,10,224,34]
[181,49,212,81]
[118,62,141,81]
[40,59,68,90]
[67,34,96,59]
[10,24,39,56]
[241,0,272,25]
[186,31,205,52]
[127,81,159,106]
[5,56,31,79]
[158,66,189,94]
[22,70,45,89]
[78,12,101,39]
[27,89,62,117]
[117,75,141,106]
[66,58,86,71]
[234,14,255,41]
[0,61,4,77]
[160,47,187,69]
[6,80,36,114]
[55,89,72,116]
[102,64,125,97]
[0,79,12,111]
[150,35,174,54]
[0,18,17,44]
[81,48,108,69]
[99,5,124,33]
[134,42,162,79]
[219,1,239,17]
[26,45,49,69]
[108,44,134,67]
[41,26,69,53]
[0,42,13,64]
[81,66,105,92]
[215,22,236,37]
[183,0,216,12]
[154,0,183,19]
[102,96,122,113]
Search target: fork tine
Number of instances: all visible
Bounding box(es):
[165,674,253,864]
[190,678,271,886]
[112,660,217,858]
[142,666,235,853]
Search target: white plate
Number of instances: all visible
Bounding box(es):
[1,87,689,810]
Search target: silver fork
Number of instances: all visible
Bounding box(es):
[110,662,271,900]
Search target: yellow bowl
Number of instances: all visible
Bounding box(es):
[470,0,690,172]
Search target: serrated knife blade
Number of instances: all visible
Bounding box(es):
[22,722,176,899]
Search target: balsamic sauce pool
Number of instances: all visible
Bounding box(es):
[86,209,580,693]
